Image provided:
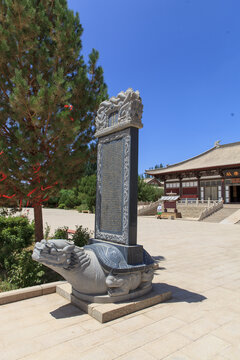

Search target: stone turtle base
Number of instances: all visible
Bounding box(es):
[56,282,172,323]
[72,284,153,303]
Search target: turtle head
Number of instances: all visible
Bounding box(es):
[32,239,90,272]
[32,239,76,269]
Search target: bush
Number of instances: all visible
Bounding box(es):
[5,250,62,288]
[44,195,60,208]
[0,280,17,292]
[58,189,79,209]
[0,207,21,217]
[52,226,69,239]
[0,216,34,270]
[0,215,63,291]
[72,225,91,247]
[7,250,45,288]
[76,204,89,212]
[52,225,91,247]
[138,177,164,202]
[58,203,67,209]
[44,223,51,240]
[76,175,96,213]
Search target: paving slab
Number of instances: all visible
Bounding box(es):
[220,208,240,224]
[1,211,240,359]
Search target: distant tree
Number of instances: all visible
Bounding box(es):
[76,174,96,212]
[138,176,163,202]
[84,143,97,176]
[145,163,163,178]
[155,163,163,169]
[58,189,78,209]
[145,173,151,179]
[0,0,107,241]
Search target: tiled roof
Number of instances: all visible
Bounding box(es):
[146,141,240,175]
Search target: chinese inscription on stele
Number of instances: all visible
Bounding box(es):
[100,138,124,234]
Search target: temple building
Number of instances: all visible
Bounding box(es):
[145,141,240,204]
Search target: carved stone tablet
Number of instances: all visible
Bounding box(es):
[94,89,143,251]
[95,129,131,244]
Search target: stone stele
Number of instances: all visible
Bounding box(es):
[32,88,157,303]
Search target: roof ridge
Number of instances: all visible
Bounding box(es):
[146,146,216,172]
[220,141,240,148]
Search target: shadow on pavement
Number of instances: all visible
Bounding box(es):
[50,303,84,319]
[50,281,206,320]
[154,283,207,303]
[152,255,165,262]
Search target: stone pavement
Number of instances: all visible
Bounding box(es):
[1,212,240,359]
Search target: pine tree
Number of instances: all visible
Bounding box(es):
[0,0,107,241]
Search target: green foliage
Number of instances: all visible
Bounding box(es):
[84,161,97,176]
[52,225,91,247]
[76,175,96,213]
[7,250,45,288]
[138,176,163,202]
[0,281,17,293]
[0,216,34,270]
[0,0,108,209]
[58,189,78,209]
[5,249,62,288]
[53,175,96,212]
[0,215,62,291]
[44,196,60,208]
[72,225,91,247]
[44,222,51,240]
[58,203,67,209]
[76,204,89,212]
[53,226,69,240]
[0,207,21,217]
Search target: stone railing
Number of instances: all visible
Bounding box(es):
[138,200,160,216]
[178,198,222,207]
[137,201,151,211]
[197,200,223,221]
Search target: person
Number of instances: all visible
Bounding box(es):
[157,204,162,216]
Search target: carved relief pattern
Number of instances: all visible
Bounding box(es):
[95,129,131,244]
[95,88,143,134]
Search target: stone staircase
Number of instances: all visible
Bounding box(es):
[138,200,160,216]
[202,206,239,223]
[176,205,205,219]
[138,202,208,219]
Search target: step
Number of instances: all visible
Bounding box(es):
[203,208,238,223]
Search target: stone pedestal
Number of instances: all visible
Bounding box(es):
[56,282,172,323]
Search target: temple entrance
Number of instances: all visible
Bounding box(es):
[230,185,240,203]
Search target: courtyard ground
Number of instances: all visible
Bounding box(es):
[1,210,240,359]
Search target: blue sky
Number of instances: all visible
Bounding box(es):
[68,0,240,175]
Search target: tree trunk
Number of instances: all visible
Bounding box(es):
[34,204,44,242]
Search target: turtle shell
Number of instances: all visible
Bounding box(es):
[85,242,154,274]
